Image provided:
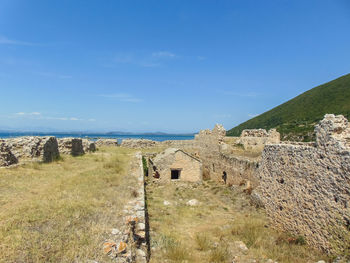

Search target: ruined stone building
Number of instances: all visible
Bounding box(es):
[4,136,59,163]
[149,148,202,182]
[238,128,280,151]
[58,138,85,156]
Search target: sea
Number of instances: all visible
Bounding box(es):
[0,132,194,143]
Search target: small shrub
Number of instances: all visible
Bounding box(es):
[209,245,230,262]
[235,143,245,149]
[295,235,306,245]
[156,234,191,262]
[131,189,139,198]
[165,242,191,262]
[203,168,210,180]
[55,155,64,162]
[103,157,123,173]
[276,234,306,246]
[195,233,211,251]
[31,162,42,170]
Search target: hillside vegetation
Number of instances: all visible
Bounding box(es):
[227,73,350,141]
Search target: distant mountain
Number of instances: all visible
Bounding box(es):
[0,130,196,137]
[106,131,195,136]
[227,73,350,141]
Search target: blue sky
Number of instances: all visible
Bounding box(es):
[0,0,349,133]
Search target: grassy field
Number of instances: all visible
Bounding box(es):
[0,147,136,263]
[146,180,329,263]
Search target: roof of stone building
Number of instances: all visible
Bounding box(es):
[153,148,201,163]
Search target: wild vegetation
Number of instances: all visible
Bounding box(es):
[146,179,329,263]
[227,73,350,141]
[0,147,135,262]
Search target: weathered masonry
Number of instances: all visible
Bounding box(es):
[4,136,59,163]
[149,148,202,183]
[194,124,261,186]
[255,114,350,254]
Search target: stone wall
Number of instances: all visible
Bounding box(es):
[160,139,198,150]
[255,114,350,254]
[193,124,259,185]
[82,139,96,152]
[95,139,118,147]
[0,140,18,167]
[58,138,84,156]
[238,128,280,151]
[103,152,148,263]
[5,136,59,162]
[120,139,197,150]
[121,139,158,149]
[210,152,259,186]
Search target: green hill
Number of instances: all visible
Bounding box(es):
[227,73,350,141]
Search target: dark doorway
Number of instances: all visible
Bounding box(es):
[171,169,181,180]
[222,171,227,184]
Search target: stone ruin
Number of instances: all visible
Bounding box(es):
[103,152,147,263]
[58,138,85,156]
[195,123,226,142]
[255,114,350,254]
[4,136,59,163]
[315,113,350,150]
[238,128,280,151]
[0,136,98,167]
[95,138,118,147]
[0,140,18,167]
[82,139,96,152]
[121,139,158,148]
[149,148,202,183]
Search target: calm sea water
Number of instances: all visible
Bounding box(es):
[0,132,194,143]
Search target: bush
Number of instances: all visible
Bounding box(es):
[195,233,211,251]
[209,245,230,262]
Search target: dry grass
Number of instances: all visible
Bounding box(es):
[147,180,330,263]
[0,146,135,263]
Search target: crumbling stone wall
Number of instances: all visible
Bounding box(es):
[193,124,259,185]
[95,138,118,147]
[121,139,158,148]
[211,152,259,186]
[238,128,280,151]
[82,139,96,152]
[255,114,350,254]
[103,152,148,263]
[160,139,197,149]
[5,136,59,162]
[149,148,202,183]
[58,138,84,156]
[0,141,18,167]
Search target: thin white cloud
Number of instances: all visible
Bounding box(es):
[12,112,89,121]
[99,93,142,103]
[36,72,72,79]
[248,113,258,118]
[152,51,176,58]
[221,91,259,97]
[112,51,176,68]
[212,114,232,118]
[15,112,41,116]
[0,36,36,46]
[197,56,206,61]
